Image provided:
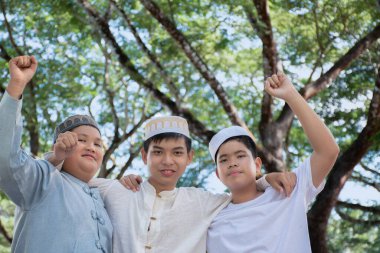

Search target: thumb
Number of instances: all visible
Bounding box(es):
[136,175,143,184]
[264,80,275,95]
[30,56,38,72]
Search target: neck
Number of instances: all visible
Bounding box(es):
[148,178,175,193]
[62,169,91,183]
[230,183,261,204]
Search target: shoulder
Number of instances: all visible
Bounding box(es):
[178,186,230,202]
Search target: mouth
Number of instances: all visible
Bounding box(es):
[159,169,176,177]
[82,154,96,161]
[228,171,242,177]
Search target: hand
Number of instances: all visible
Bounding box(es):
[119,175,143,192]
[266,172,297,197]
[53,132,79,162]
[264,72,297,101]
[7,56,38,99]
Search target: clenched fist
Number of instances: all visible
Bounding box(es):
[53,132,79,163]
[7,55,38,99]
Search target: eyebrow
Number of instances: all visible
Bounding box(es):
[77,133,102,142]
[219,150,247,158]
[151,145,185,150]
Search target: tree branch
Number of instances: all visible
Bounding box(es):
[336,201,380,215]
[0,0,23,56]
[360,161,380,177]
[0,218,12,244]
[350,171,380,192]
[308,64,380,252]
[109,0,181,104]
[277,23,380,150]
[116,145,143,179]
[335,206,380,225]
[245,0,282,127]
[138,0,248,129]
[0,43,11,61]
[303,23,380,100]
[77,0,215,143]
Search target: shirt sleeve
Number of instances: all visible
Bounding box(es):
[195,189,231,219]
[89,178,117,199]
[0,92,57,209]
[294,156,326,206]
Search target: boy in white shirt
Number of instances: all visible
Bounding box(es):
[206,72,340,253]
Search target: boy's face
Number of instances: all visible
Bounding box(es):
[141,137,194,192]
[62,125,103,182]
[216,140,261,192]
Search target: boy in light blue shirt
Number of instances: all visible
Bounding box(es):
[0,55,112,253]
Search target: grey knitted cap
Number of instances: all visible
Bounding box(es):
[53,115,100,143]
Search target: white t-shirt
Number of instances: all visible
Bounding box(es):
[207,157,324,253]
[90,179,230,253]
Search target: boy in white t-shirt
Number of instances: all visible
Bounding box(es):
[206,72,340,253]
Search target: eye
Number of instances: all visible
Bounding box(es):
[219,158,227,163]
[95,143,102,147]
[152,150,162,155]
[174,151,184,156]
[237,154,246,159]
[78,139,85,142]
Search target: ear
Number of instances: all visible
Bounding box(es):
[186,149,195,165]
[255,157,262,175]
[141,148,148,165]
[215,167,220,179]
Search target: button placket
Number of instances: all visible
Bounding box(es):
[95,240,102,249]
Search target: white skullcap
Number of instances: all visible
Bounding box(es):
[209,126,253,162]
[144,116,190,140]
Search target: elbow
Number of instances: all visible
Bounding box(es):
[329,143,340,162]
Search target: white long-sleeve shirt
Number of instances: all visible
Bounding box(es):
[90,179,230,253]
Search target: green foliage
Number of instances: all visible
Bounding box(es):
[328,213,380,253]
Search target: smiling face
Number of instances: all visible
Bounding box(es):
[216,139,261,192]
[142,137,194,193]
[62,125,103,182]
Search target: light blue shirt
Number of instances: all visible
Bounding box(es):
[0,92,112,253]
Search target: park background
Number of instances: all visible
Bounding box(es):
[0,0,379,252]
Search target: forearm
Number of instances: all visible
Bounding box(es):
[0,92,23,161]
[6,81,24,99]
[0,92,24,202]
[285,89,339,156]
[44,151,64,169]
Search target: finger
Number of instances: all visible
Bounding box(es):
[30,55,38,66]
[136,175,143,184]
[65,133,77,148]
[17,56,31,68]
[267,77,278,89]
[129,176,141,191]
[55,141,67,151]
[271,183,284,194]
[119,177,131,189]
[282,175,291,197]
[264,81,275,95]
[126,177,138,192]
[271,74,280,85]
[288,172,297,190]
[277,71,285,81]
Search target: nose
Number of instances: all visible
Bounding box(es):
[162,153,174,165]
[85,142,96,152]
[228,158,238,169]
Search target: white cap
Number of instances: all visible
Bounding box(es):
[144,116,190,140]
[209,126,253,162]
